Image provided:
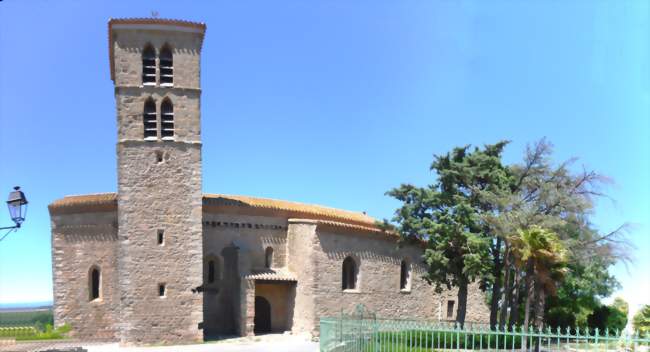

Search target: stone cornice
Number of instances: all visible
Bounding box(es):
[117,139,202,146]
[114,86,201,94]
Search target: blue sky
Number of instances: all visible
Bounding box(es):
[0,1,648,315]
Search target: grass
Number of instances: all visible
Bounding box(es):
[368,330,524,350]
[350,330,650,352]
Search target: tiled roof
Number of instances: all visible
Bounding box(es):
[48,193,117,215]
[203,194,378,227]
[243,269,297,282]
[108,18,207,81]
[49,193,389,234]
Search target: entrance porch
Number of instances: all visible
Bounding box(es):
[241,270,297,336]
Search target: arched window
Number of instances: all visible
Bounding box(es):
[89,266,101,301]
[342,256,357,290]
[207,260,216,284]
[143,98,157,139]
[161,98,174,139]
[265,247,274,269]
[400,260,411,291]
[159,44,173,86]
[142,45,156,85]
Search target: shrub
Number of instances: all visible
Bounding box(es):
[587,300,628,334]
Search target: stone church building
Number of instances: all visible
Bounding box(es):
[48,18,489,345]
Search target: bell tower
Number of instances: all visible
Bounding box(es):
[109,18,205,344]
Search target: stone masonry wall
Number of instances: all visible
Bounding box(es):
[116,142,203,344]
[112,29,202,89]
[113,25,204,345]
[51,211,119,340]
[310,228,490,333]
[115,87,200,143]
[286,220,318,334]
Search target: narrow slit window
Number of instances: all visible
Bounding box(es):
[144,98,157,139]
[400,260,410,290]
[447,300,455,319]
[157,229,164,245]
[158,283,166,297]
[142,45,156,85]
[265,247,273,269]
[208,260,215,284]
[159,45,173,86]
[342,256,357,290]
[89,267,100,301]
[161,98,174,139]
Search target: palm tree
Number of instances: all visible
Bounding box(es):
[510,226,568,342]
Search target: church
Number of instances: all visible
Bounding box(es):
[48,18,489,345]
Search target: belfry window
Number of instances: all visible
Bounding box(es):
[142,45,156,85]
[89,266,100,301]
[159,45,173,86]
[265,247,274,269]
[161,98,174,139]
[400,260,411,291]
[144,98,157,139]
[342,256,357,291]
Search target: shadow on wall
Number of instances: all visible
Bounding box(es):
[203,244,241,339]
[317,232,424,275]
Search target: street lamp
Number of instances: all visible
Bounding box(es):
[6,186,28,228]
[0,187,28,242]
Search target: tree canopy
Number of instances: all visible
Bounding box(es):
[386,138,630,329]
[387,142,510,326]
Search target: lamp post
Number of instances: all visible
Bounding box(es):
[0,186,28,242]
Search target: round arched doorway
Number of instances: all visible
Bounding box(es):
[254,296,272,334]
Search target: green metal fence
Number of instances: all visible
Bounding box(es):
[320,305,650,352]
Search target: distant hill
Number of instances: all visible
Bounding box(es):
[0,301,53,312]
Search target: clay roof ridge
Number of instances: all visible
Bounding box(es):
[203,193,378,225]
[48,193,387,233]
[204,193,369,213]
[60,192,116,198]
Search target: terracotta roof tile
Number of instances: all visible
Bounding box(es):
[243,269,297,282]
[203,194,378,227]
[48,193,117,215]
[49,193,389,235]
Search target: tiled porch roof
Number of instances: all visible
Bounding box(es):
[243,269,297,282]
